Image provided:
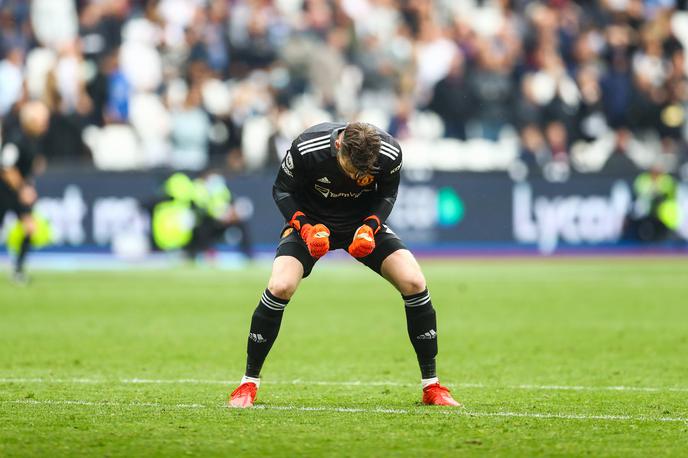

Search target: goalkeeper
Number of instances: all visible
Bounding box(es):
[229,122,459,408]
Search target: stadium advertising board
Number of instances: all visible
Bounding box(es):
[1,171,686,253]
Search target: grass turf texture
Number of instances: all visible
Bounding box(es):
[1,258,687,457]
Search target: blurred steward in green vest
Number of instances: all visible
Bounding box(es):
[152,171,252,259]
[151,172,196,251]
[187,171,252,259]
[630,167,679,241]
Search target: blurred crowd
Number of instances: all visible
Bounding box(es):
[1,0,688,175]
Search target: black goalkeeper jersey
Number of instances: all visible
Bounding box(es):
[1,131,39,181]
[273,122,402,234]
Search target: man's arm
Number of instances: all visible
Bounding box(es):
[273,142,331,258]
[347,148,401,257]
[366,147,402,231]
[1,143,25,191]
[272,144,309,227]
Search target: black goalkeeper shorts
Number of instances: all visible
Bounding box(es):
[276,224,407,278]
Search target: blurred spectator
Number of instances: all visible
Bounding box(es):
[518,124,550,173]
[42,65,92,164]
[601,129,640,174]
[31,0,79,49]
[601,28,634,130]
[170,84,210,171]
[575,65,609,141]
[104,51,131,123]
[0,48,23,116]
[388,97,413,140]
[427,52,472,139]
[466,12,520,140]
[546,121,570,163]
[79,1,125,62]
[0,3,31,57]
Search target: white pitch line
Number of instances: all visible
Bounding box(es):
[2,399,206,409]
[1,377,688,393]
[2,399,687,423]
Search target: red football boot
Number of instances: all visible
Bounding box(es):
[228,382,258,408]
[422,383,461,406]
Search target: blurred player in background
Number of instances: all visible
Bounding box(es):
[0,101,49,284]
[229,122,460,408]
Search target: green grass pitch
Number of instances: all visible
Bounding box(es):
[1,258,687,456]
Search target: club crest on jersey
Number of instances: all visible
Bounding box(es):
[356,175,374,186]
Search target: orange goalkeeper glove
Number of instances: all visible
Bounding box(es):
[289,211,330,258]
[348,215,380,258]
[300,223,330,259]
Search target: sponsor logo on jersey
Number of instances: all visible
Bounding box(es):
[356,175,374,186]
[390,163,401,174]
[314,184,368,199]
[317,176,331,183]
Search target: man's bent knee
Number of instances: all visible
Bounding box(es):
[267,255,304,300]
[398,272,427,296]
[381,250,427,295]
[267,278,298,300]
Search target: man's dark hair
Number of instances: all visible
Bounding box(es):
[340,122,381,177]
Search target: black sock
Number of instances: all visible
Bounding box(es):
[15,235,31,274]
[403,288,438,379]
[245,289,289,378]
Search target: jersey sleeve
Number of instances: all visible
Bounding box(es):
[272,143,307,222]
[369,140,402,224]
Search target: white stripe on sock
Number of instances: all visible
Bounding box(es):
[422,377,439,388]
[261,293,286,310]
[241,375,260,387]
[405,297,431,307]
[404,294,429,304]
[404,292,430,306]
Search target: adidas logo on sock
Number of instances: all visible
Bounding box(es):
[416,330,437,340]
[249,333,267,343]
